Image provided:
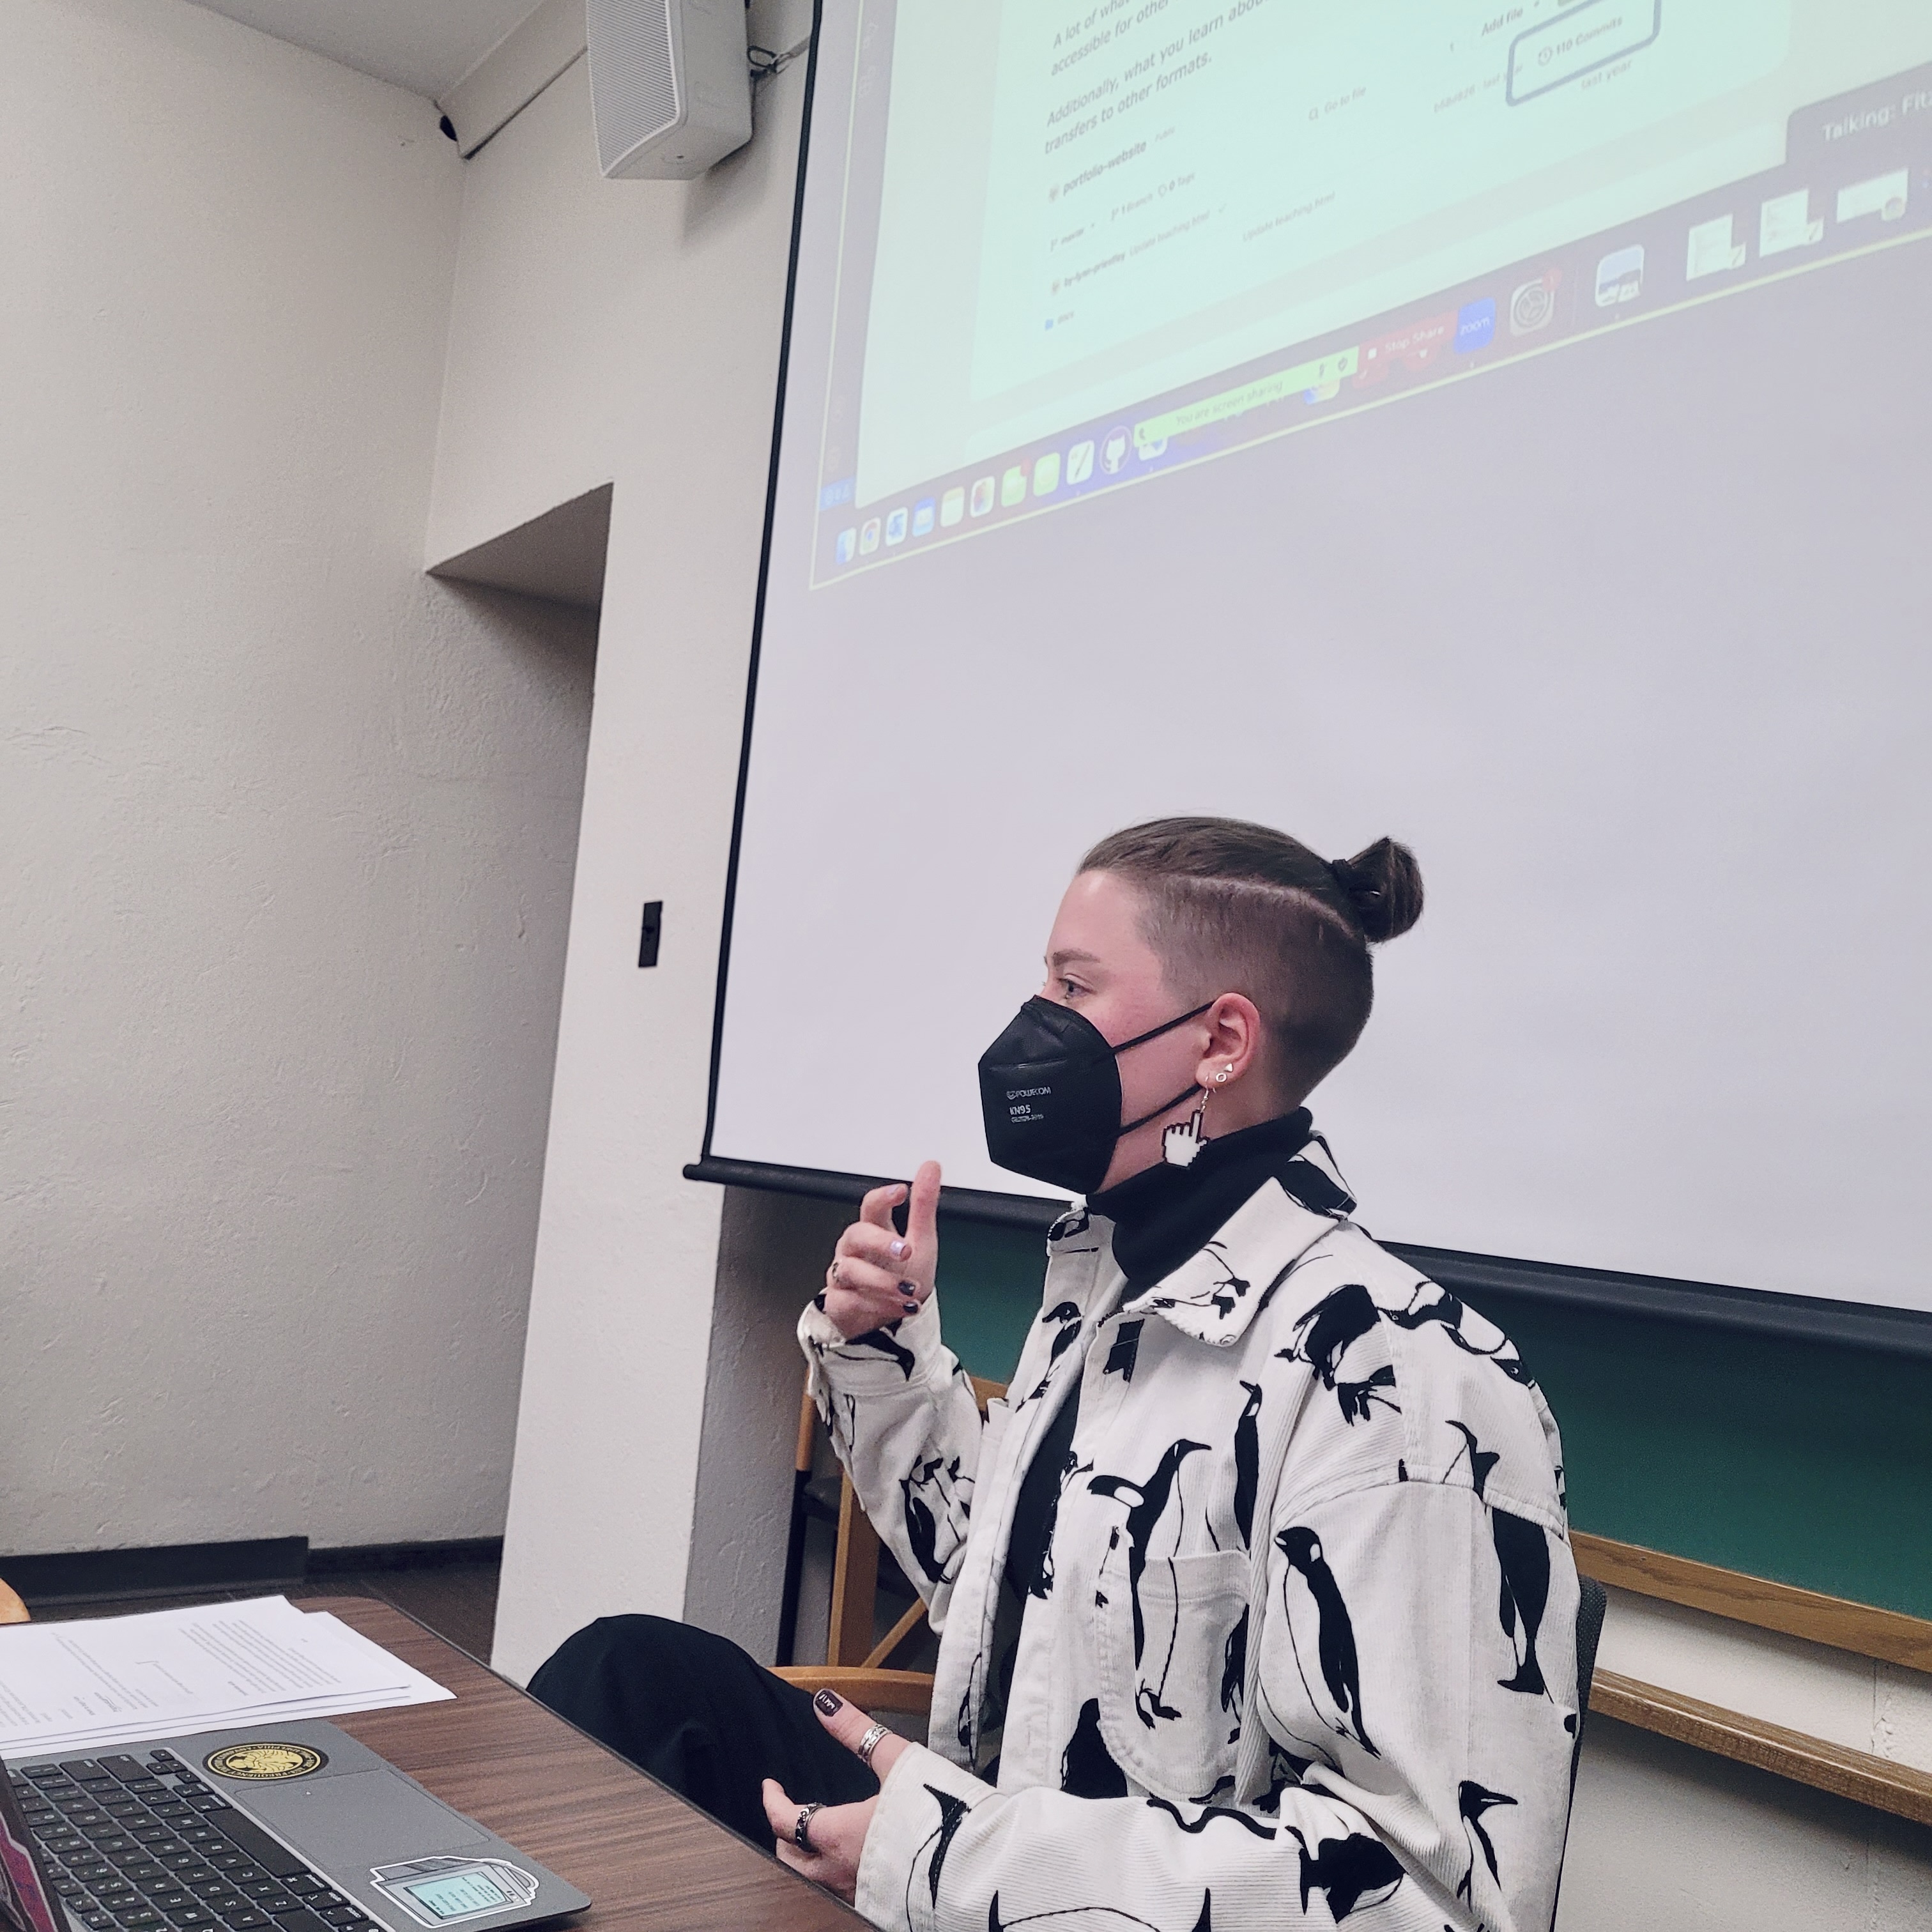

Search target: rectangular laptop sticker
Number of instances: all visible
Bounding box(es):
[369,1860,540,1927]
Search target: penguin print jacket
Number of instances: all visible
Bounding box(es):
[798,1140,1580,1932]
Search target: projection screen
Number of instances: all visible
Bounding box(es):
[702,1,1932,1315]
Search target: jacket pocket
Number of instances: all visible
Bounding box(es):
[1095,1545,1252,1802]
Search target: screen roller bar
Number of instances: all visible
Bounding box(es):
[684,1156,1067,1232]
[1400,1245,1932,1363]
[684,1160,1932,1359]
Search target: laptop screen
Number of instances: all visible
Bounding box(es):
[0,1761,63,1932]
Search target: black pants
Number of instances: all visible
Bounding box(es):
[526,1616,880,1846]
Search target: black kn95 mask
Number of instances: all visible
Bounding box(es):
[977,996,1211,1195]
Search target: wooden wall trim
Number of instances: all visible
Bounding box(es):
[1572,1531,1932,1671]
[1591,1668,1932,1826]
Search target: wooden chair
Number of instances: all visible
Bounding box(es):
[769,1375,1004,1715]
[0,1577,30,1625]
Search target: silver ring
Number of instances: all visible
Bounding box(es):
[855,1721,889,1767]
[827,1259,841,1289]
[793,1800,825,1850]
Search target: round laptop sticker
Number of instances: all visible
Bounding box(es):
[204,1744,328,1781]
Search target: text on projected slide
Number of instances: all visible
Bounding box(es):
[969,0,1759,397]
[806,4,1932,585]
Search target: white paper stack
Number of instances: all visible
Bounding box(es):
[0,1598,452,1759]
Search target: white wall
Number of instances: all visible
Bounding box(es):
[682,1187,848,1659]
[424,1,814,1682]
[1,0,594,1554]
[1561,1591,1932,1928]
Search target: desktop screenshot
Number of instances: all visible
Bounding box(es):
[802,3,1932,584]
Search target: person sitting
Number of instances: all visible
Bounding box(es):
[530,815,1579,1932]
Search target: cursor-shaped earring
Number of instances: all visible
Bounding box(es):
[1163,1087,1211,1167]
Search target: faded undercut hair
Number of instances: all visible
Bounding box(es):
[1080,816,1424,1103]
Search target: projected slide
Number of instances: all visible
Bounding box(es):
[972,0,1756,396]
[806,3,1932,584]
[705,0,1932,1314]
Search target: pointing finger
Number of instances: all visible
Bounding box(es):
[810,1687,909,1781]
[906,1160,942,1257]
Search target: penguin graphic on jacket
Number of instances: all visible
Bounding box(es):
[1457,1780,1518,1904]
[1285,1284,1377,1386]
[1384,1281,1531,1385]
[1060,1697,1130,1799]
[1219,1603,1247,1736]
[1020,1301,1087,1404]
[834,1323,917,1379]
[900,1450,972,1588]
[1232,1381,1262,1548]
[1275,1525,1377,1755]
[1282,1285,1400,1426]
[1090,1438,1211,1728]
[1446,1418,1500,1499]
[1150,1240,1250,1322]
[1491,1508,1552,1695]
[1088,1439,1211,1665]
[910,1785,970,1912]
[1281,1824,1405,1920]
[1444,1416,1552,1695]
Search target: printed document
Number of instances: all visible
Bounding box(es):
[0,1598,450,1756]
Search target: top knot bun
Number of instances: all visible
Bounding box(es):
[1327,838,1424,943]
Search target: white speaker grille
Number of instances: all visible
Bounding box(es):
[589,0,683,164]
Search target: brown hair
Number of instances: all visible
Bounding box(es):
[1079,816,1423,1103]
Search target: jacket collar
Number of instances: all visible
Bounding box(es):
[1115,1136,1357,1346]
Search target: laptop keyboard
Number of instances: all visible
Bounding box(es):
[8,1751,381,1932]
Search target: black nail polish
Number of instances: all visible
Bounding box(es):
[813,1689,843,1716]
[903,1303,919,1315]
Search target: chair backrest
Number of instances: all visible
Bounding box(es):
[777,1373,1004,1678]
[1548,1573,1609,1931]
[1573,1574,1607,1781]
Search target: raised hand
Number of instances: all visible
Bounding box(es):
[820,1160,941,1340]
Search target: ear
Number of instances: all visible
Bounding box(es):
[1193,993,1263,1091]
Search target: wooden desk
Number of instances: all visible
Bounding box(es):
[311,1597,860,1932]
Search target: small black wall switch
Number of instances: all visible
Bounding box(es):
[638,900,663,968]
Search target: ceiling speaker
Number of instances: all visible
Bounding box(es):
[587,0,751,180]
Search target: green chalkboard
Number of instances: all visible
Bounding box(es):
[932,1212,1932,1625]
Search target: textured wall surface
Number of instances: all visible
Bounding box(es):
[1561,1719,1932,1931]
[1553,1589,1932,1926]
[1,0,594,1553]
[423,0,815,1683]
[682,1187,847,1659]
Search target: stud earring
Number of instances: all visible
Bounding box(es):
[1215,1066,1230,1084]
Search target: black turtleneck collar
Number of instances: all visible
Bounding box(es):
[1089,1108,1315,1289]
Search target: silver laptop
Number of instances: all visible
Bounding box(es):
[1,1722,587,1932]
